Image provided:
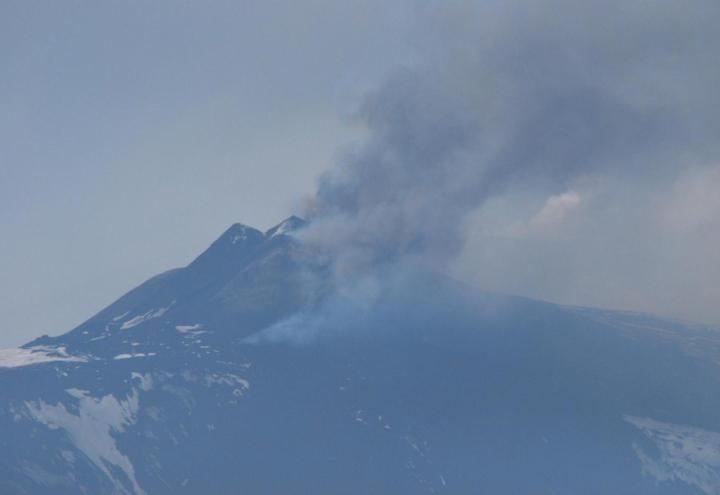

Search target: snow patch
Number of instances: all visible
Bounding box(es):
[266,216,305,238]
[0,346,86,368]
[269,220,293,238]
[114,353,156,360]
[65,388,88,399]
[131,372,153,391]
[120,303,173,330]
[355,410,367,425]
[203,373,250,390]
[175,324,204,334]
[112,311,130,322]
[25,389,145,495]
[625,415,720,495]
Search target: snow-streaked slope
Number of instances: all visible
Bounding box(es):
[626,415,720,495]
[0,346,87,368]
[1,217,719,495]
[26,389,144,495]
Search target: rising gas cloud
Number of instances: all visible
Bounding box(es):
[296,0,720,325]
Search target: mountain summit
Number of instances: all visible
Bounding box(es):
[1,218,720,494]
[27,216,317,356]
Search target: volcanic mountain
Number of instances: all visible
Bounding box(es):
[2,217,720,494]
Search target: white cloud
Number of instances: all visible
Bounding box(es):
[524,190,582,236]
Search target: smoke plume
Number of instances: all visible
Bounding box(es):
[291,0,720,326]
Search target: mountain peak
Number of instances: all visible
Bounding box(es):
[186,222,265,271]
[223,222,264,245]
[265,215,308,238]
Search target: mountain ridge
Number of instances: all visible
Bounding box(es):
[2,217,720,494]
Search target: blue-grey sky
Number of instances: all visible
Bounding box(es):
[3,0,720,347]
[0,1,414,346]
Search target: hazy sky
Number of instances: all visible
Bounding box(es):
[0,1,413,346]
[2,1,719,347]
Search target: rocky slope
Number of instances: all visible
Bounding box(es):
[2,217,720,494]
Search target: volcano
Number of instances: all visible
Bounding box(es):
[2,217,719,494]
